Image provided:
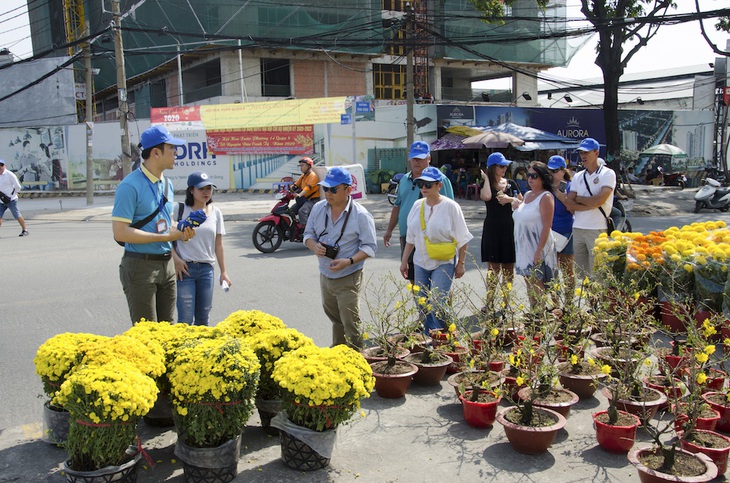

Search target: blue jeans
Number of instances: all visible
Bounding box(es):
[414,263,455,333]
[176,262,214,325]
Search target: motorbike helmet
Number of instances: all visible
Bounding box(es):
[299,157,314,166]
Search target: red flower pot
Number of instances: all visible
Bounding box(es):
[681,429,730,475]
[517,387,579,418]
[370,361,418,399]
[439,346,469,374]
[643,376,686,410]
[702,392,730,433]
[602,387,668,424]
[593,410,641,453]
[459,390,501,429]
[673,408,721,433]
[659,301,687,333]
[488,359,505,372]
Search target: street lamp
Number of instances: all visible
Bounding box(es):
[518,91,532,101]
[549,94,573,107]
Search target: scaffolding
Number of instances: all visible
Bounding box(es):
[63,0,87,122]
[412,1,429,98]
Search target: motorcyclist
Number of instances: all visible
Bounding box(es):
[289,157,320,237]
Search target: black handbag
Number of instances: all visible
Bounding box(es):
[0,190,11,204]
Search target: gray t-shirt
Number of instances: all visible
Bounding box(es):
[174,203,225,264]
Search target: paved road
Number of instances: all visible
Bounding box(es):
[0,188,727,482]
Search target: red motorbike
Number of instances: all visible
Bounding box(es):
[252,190,305,253]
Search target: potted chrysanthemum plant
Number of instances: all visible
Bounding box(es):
[34,332,108,445]
[53,358,158,480]
[169,335,260,482]
[242,326,315,431]
[271,344,374,471]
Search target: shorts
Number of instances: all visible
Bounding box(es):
[0,199,21,219]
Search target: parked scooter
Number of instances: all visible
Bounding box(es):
[252,190,305,253]
[693,177,730,213]
[386,173,404,205]
[663,171,688,190]
[610,199,632,233]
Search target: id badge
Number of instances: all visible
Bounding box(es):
[156,219,168,233]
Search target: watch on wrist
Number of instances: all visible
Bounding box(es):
[349,257,354,265]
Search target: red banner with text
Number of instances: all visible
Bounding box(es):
[206,125,314,155]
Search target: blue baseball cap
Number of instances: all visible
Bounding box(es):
[187,171,216,189]
[415,166,443,183]
[408,141,430,160]
[319,167,353,187]
[547,155,566,170]
[140,126,186,150]
[487,152,511,167]
[577,138,600,152]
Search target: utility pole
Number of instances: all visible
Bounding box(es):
[405,3,414,169]
[84,20,94,205]
[112,0,131,177]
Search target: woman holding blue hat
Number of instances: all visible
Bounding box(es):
[401,166,473,333]
[171,171,231,325]
[479,152,522,311]
[548,155,576,303]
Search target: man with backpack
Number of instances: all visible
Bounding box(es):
[112,125,195,324]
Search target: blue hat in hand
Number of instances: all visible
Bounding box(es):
[415,166,443,183]
[319,167,353,187]
[140,126,186,150]
[547,155,566,170]
[408,141,430,159]
[577,138,600,152]
[487,152,511,167]
[187,171,216,189]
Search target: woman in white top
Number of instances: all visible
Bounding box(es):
[400,166,473,333]
[512,161,557,307]
[172,171,231,325]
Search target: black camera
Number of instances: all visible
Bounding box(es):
[321,243,340,259]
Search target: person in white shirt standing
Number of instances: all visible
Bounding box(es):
[0,159,28,237]
[567,138,616,278]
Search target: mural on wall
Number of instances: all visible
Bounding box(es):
[0,127,67,189]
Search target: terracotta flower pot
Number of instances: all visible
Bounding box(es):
[593,409,641,453]
[403,352,452,386]
[628,445,718,483]
[601,386,668,424]
[557,362,607,399]
[360,345,410,365]
[701,392,730,433]
[517,387,579,418]
[370,360,418,399]
[673,406,721,433]
[447,370,501,398]
[495,406,567,455]
[702,368,727,393]
[459,390,501,429]
[681,429,730,475]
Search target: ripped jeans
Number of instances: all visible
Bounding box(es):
[176,262,215,325]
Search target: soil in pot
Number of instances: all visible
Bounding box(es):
[593,410,641,453]
[370,360,418,399]
[403,351,452,386]
[517,387,580,418]
[681,429,730,475]
[360,345,410,364]
[602,386,667,424]
[702,392,730,433]
[632,446,716,480]
[644,375,686,409]
[447,370,500,397]
[557,361,607,399]
[673,405,721,433]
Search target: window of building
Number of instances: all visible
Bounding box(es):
[184,59,222,104]
[383,0,410,11]
[373,64,405,100]
[261,58,291,97]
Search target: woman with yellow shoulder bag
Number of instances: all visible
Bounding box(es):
[400,166,473,333]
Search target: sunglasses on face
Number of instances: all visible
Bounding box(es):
[415,180,435,189]
[527,172,540,179]
[549,168,563,174]
[322,185,347,194]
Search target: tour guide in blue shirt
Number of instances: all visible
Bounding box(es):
[112,125,196,324]
[303,166,377,350]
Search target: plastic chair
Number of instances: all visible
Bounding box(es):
[466,184,480,200]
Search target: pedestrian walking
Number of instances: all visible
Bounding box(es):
[0,160,28,236]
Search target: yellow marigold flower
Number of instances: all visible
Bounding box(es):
[697,372,708,385]
[704,344,716,355]
[515,376,525,386]
[601,365,612,375]
[696,256,708,265]
[490,328,499,337]
[683,263,693,273]
[448,323,456,333]
[695,352,709,363]
[570,354,578,365]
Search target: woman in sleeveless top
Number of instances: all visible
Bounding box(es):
[512,161,557,308]
[479,152,522,312]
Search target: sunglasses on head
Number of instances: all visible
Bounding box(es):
[415,180,436,189]
[527,172,540,179]
[322,185,347,194]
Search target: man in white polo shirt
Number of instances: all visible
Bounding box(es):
[567,138,616,278]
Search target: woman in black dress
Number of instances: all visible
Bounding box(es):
[480,152,522,308]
